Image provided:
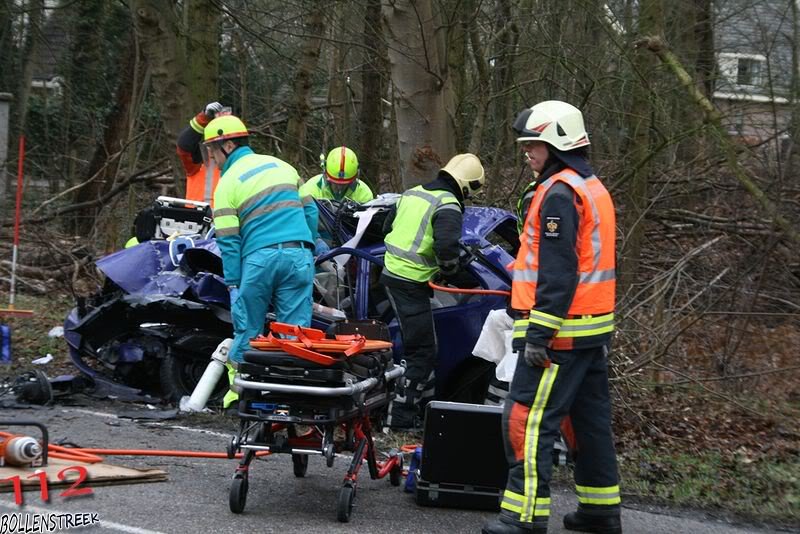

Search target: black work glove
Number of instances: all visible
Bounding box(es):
[522,342,550,367]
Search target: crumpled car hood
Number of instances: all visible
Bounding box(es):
[96,239,228,305]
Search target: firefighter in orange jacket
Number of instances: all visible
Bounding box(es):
[176,102,224,206]
[483,101,621,534]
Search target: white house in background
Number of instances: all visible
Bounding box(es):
[714,0,795,153]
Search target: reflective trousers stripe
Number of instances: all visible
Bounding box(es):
[576,484,621,505]
[522,363,559,522]
[501,491,550,516]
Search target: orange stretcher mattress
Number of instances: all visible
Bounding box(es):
[250,339,393,353]
[248,322,393,366]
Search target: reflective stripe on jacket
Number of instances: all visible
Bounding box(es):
[186,163,221,206]
[299,174,374,203]
[384,185,461,283]
[516,181,537,234]
[511,169,616,350]
[213,149,318,286]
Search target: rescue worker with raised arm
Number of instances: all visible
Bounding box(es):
[123,102,226,249]
[205,115,318,409]
[176,101,225,205]
[482,101,620,534]
[299,146,374,203]
[381,153,485,430]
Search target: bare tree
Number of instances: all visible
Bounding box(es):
[619,0,664,288]
[14,0,43,139]
[383,0,456,188]
[358,0,387,189]
[132,0,193,141]
[186,0,221,112]
[72,31,144,236]
[284,2,325,165]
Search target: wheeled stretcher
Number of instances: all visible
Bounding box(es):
[226,321,405,522]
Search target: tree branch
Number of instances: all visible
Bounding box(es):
[635,35,800,245]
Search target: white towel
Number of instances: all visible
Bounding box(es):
[472,309,518,382]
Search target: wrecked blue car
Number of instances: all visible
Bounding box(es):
[64,199,519,404]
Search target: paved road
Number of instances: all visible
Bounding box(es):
[0,405,789,534]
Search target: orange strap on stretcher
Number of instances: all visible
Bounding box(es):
[250,322,393,366]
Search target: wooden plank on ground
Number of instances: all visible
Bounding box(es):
[0,457,167,492]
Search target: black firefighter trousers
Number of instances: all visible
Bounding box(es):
[499,344,620,529]
[381,273,437,429]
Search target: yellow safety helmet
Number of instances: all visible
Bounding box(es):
[204,115,249,144]
[441,153,485,199]
[324,146,359,184]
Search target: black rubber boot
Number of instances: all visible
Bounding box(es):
[481,516,547,534]
[563,511,621,534]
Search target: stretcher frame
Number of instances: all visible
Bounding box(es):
[225,322,404,522]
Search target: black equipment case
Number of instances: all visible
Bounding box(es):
[134,196,213,242]
[415,401,508,511]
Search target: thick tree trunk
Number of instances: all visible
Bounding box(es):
[0,2,15,94]
[467,0,490,155]
[0,2,16,205]
[693,0,715,99]
[488,0,519,180]
[64,0,107,229]
[491,0,517,132]
[619,0,663,290]
[14,0,43,139]
[789,0,800,170]
[327,1,348,149]
[284,3,325,166]
[185,0,221,113]
[132,0,192,142]
[4,0,42,198]
[446,0,467,152]
[357,0,386,191]
[383,0,456,188]
[73,33,142,236]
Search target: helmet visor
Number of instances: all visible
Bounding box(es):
[325,171,356,185]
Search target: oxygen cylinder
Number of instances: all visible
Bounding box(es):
[181,338,232,412]
[0,435,42,466]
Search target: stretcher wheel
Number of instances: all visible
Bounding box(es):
[292,454,308,477]
[226,436,238,459]
[337,483,356,522]
[323,443,335,467]
[229,475,248,514]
